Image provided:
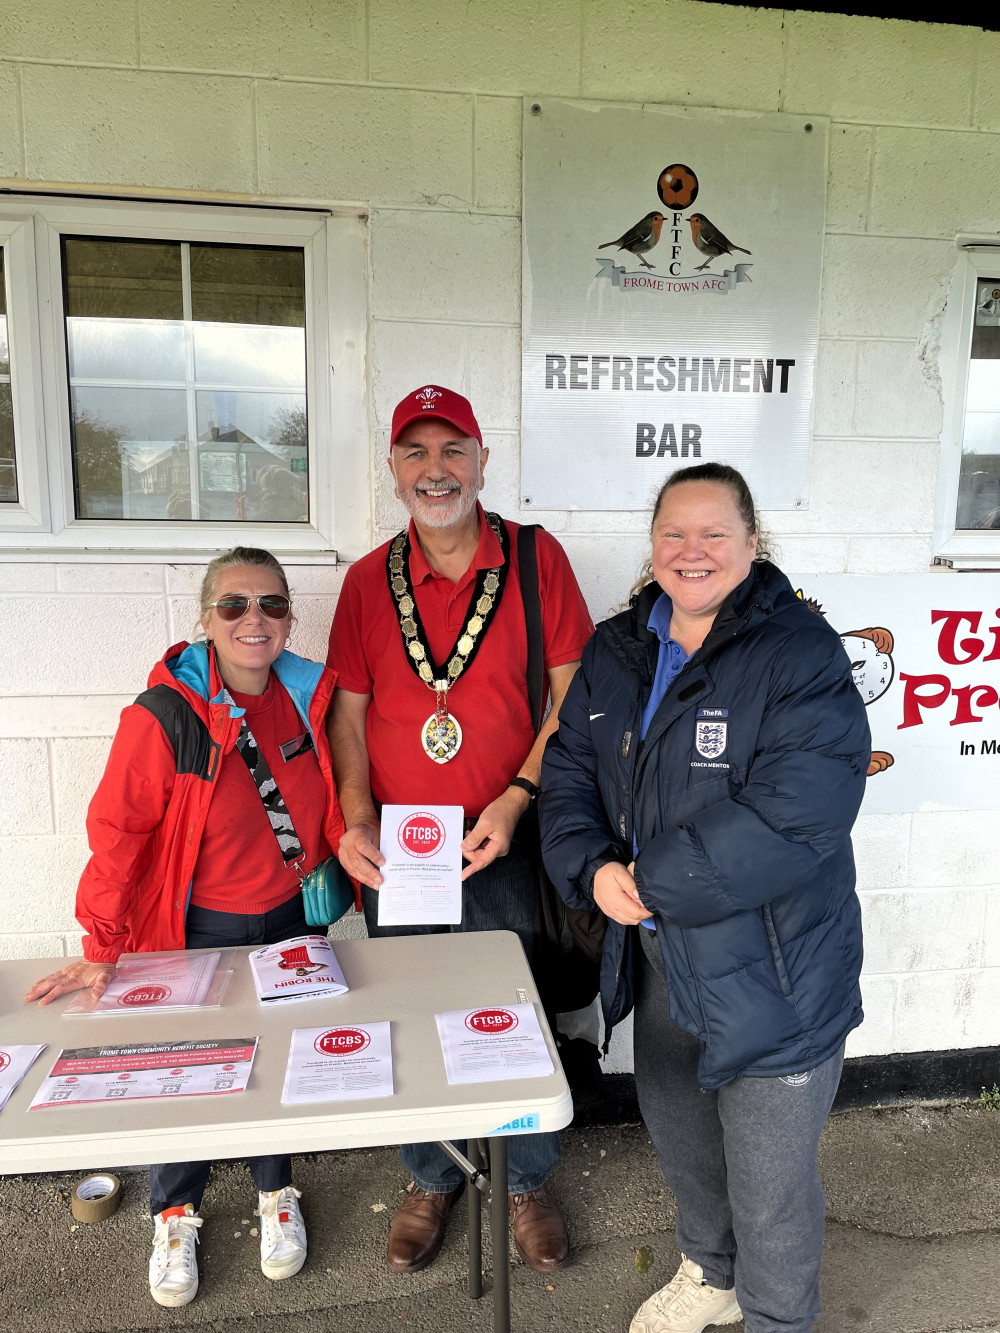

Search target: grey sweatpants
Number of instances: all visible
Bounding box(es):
[634,925,844,1333]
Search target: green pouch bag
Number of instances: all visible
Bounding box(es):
[300,856,355,928]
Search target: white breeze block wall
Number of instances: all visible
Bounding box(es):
[1,0,999,1062]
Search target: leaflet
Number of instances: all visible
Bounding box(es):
[280,1022,393,1105]
[0,1044,46,1112]
[28,1038,258,1109]
[249,935,348,1005]
[435,1004,555,1085]
[378,805,463,926]
[62,950,226,1016]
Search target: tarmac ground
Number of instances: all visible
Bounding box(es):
[2,1101,1000,1333]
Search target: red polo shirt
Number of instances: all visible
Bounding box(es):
[327,507,593,815]
[190,674,332,914]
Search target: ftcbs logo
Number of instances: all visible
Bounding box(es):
[0,1051,9,1072]
[398,812,445,859]
[118,984,170,1006]
[465,1008,518,1035]
[314,1027,370,1057]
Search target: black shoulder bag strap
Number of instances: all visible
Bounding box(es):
[513,523,606,1010]
[222,689,306,877]
[516,524,545,735]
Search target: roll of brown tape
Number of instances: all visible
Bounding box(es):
[71,1173,121,1223]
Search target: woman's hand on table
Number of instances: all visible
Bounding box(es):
[23,960,116,1007]
[593,861,654,926]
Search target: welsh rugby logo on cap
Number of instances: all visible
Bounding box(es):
[415,386,442,409]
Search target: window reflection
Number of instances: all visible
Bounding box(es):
[957,280,1000,530]
[64,238,183,321]
[194,391,307,521]
[0,251,16,503]
[68,318,186,382]
[193,322,305,386]
[190,244,304,327]
[72,387,187,519]
[63,237,308,522]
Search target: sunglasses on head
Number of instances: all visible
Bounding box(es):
[207,594,291,621]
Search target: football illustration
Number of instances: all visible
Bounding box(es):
[657,164,699,211]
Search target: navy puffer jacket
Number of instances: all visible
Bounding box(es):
[539,561,871,1089]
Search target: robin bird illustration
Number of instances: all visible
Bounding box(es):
[598,212,664,269]
[688,213,751,271]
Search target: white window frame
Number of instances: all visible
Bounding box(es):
[0,195,369,560]
[0,216,49,531]
[934,240,1000,569]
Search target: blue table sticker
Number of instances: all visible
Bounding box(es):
[487,1112,541,1135]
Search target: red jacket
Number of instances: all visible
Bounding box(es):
[78,641,352,964]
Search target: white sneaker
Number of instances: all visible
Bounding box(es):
[148,1205,203,1308]
[259,1186,307,1279]
[630,1254,742,1333]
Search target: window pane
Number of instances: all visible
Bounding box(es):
[0,250,8,372]
[189,245,304,327]
[64,238,183,320]
[72,386,187,519]
[956,278,1000,530]
[196,391,307,521]
[193,322,305,387]
[0,385,15,503]
[0,250,15,503]
[64,238,308,523]
[68,317,186,381]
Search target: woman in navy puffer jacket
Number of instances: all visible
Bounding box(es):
[540,464,870,1333]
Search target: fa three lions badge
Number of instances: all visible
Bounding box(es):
[695,708,729,760]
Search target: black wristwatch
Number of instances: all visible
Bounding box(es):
[508,776,541,802]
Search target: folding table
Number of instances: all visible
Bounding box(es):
[0,930,574,1333]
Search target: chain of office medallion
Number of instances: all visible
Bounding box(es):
[386,511,511,690]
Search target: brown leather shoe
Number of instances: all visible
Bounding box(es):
[387,1182,462,1273]
[508,1185,570,1272]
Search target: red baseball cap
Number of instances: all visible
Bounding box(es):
[390,385,482,450]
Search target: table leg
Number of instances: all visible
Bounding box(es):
[489,1134,510,1333]
[468,1137,483,1299]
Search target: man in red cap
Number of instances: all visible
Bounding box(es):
[327,384,594,1275]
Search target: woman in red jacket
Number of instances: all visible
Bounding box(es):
[25,546,350,1310]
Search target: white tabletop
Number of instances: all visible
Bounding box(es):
[0,931,574,1175]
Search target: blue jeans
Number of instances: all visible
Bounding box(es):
[148,894,307,1215]
[362,840,560,1194]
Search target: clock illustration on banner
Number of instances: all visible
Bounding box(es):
[840,629,894,704]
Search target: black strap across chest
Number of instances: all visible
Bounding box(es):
[224,690,305,871]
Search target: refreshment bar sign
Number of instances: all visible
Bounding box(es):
[521,98,827,511]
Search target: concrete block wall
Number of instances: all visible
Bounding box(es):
[1,0,998,1060]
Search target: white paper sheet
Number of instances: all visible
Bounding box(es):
[378,805,464,926]
[28,1038,258,1108]
[248,935,348,1004]
[0,1044,46,1112]
[435,1003,555,1085]
[65,951,222,1015]
[280,1022,393,1105]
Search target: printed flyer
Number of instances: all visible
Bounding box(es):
[249,935,348,1005]
[29,1038,258,1108]
[378,805,463,926]
[281,1023,393,1105]
[62,950,224,1016]
[435,1004,554,1085]
[0,1044,46,1112]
